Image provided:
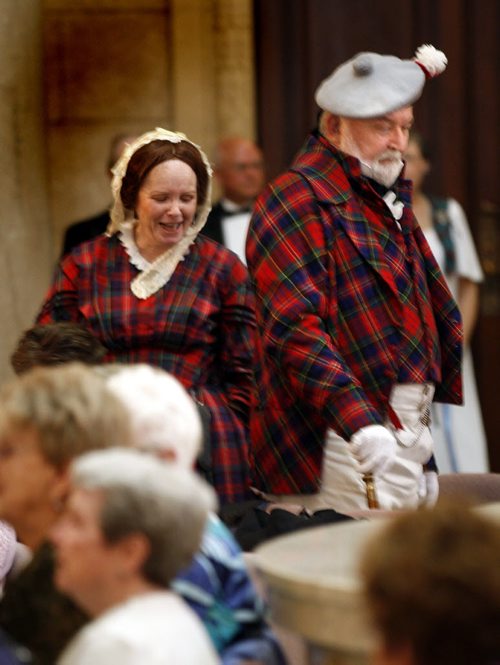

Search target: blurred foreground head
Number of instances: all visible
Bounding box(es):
[0,363,131,547]
[51,448,215,615]
[103,363,202,469]
[11,322,107,375]
[361,502,500,665]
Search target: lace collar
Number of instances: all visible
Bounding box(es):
[118,221,197,299]
[107,128,213,299]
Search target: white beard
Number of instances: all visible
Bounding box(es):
[359,152,404,188]
[339,131,404,188]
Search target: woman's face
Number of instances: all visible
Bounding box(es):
[0,425,60,542]
[403,139,430,192]
[51,487,124,616]
[134,158,198,254]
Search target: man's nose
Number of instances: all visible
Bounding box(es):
[388,127,408,152]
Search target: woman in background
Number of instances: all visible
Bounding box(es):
[405,130,488,472]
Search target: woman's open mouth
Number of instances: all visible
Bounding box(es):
[159,221,183,231]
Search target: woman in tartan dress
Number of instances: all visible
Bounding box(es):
[37,128,256,505]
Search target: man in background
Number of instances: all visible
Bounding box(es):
[203,137,265,264]
[61,133,136,256]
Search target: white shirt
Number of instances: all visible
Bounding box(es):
[423,198,484,300]
[220,198,252,265]
[58,591,220,664]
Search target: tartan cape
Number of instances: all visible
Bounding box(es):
[246,133,463,495]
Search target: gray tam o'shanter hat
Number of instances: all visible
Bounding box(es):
[315,44,447,119]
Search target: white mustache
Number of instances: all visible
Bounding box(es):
[375,150,403,163]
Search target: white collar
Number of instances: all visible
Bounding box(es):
[118,222,196,299]
[220,198,252,214]
[383,190,404,227]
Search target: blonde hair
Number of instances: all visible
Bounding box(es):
[0,363,132,469]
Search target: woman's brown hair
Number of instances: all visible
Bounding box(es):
[120,140,209,213]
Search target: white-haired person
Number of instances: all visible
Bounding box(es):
[246,45,462,512]
[51,448,219,664]
[0,364,133,664]
[104,363,286,665]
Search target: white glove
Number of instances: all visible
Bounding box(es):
[418,471,439,507]
[349,425,398,476]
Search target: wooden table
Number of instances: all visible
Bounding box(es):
[254,517,389,665]
[254,502,500,665]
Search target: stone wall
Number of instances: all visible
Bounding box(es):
[0,0,256,383]
[43,0,256,253]
[0,1,53,383]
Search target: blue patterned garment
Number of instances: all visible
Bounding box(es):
[173,514,286,664]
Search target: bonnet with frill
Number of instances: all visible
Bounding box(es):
[107,128,213,299]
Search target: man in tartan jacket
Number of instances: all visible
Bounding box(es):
[246,46,463,512]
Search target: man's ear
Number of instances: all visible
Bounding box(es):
[320,111,341,142]
[327,113,341,135]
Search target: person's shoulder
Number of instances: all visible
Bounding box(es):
[62,210,110,256]
[430,195,450,212]
[206,200,225,218]
[432,196,469,230]
[251,172,310,224]
[66,233,117,262]
[194,232,224,255]
[261,137,341,203]
[67,210,110,232]
[201,512,243,559]
[445,197,467,218]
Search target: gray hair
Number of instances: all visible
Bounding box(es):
[104,364,202,468]
[71,448,215,586]
[0,363,132,469]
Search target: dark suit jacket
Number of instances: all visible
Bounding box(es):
[201,201,225,244]
[61,209,110,257]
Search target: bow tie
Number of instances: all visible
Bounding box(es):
[383,191,404,221]
[221,205,251,217]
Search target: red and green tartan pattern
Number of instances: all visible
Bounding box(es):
[37,234,257,505]
[246,133,463,495]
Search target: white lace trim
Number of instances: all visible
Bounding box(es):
[107,127,213,300]
[119,223,150,271]
[118,222,198,299]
